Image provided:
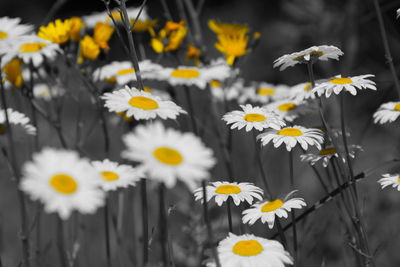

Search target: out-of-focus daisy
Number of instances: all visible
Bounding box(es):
[33,83,65,100]
[312,74,376,98]
[20,148,105,219]
[93,60,162,85]
[157,64,231,90]
[209,78,242,102]
[91,159,142,191]
[101,86,186,120]
[273,45,343,71]
[264,99,311,122]
[242,191,306,228]
[0,17,33,54]
[2,35,60,67]
[217,233,293,267]
[193,181,263,206]
[300,145,363,168]
[373,101,400,124]
[143,86,171,100]
[289,81,318,101]
[122,122,216,189]
[397,8,400,19]
[222,104,286,132]
[378,173,400,191]
[0,108,36,135]
[257,125,324,151]
[38,19,71,44]
[239,82,290,104]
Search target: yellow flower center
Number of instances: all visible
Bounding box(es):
[215,185,242,194]
[261,199,284,212]
[117,68,135,76]
[49,173,78,194]
[0,31,8,40]
[278,128,303,136]
[329,77,352,85]
[310,51,323,57]
[304,82,312,91]
[258,87,275,95]
[277,103,296,112]
[319,147,336,156]
[394,104,400,111]
[232,240,264,256]
[105,76,117,83]
[170,69,200,79]
[244,113,266,122]
[210,80,221,88]
[19,42,48,53]
[153,147,183,166]
[398,177,400,183]
[101,171,119,181]
[128,96,159,110]
[39,89,50,96]
[144,87,152,92]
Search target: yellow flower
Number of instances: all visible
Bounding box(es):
[93,22,114,50]
[79,35,100,62]
[38,19,71,44]
[208,20,248,36]
[164,22,187,52]
[3,58,24,87]
[148,21,187,53]
[185,45,201,66]
[215,33,249,66]
[131,18,157,32]
[68,17,84,42]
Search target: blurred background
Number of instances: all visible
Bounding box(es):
[1,0,400,266]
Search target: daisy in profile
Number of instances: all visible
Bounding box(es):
[257,125,324,151]
[1,35,60,67]
[0,108,36,135]
[242,191,306,228]
[373,101,400,124]
[210,78,244,102]
[378,173,400,191]
[300,145,363,168]
[264,99,312,122]
[289,81,320,101]
[239,82,290,104]
[273,45,343,71]
[33,83,65,100]
[222,104,286,132]
[157,64,231,90]
[312,74,376,98]
[193,181,263,206]
[101,86,186,120]
[91,159,142,191]
[20,148,105,219]
[93,60,162,85]
[0,17,33,54]
[122,122,216,189]
[217,233,293,267]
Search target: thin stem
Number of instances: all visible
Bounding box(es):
[140,179,149,265]
[288,151,298,263]
[184,87,198,134]
[201,180,221,267]
[39,0,67,26]
[104,200,112,267]
[159,0,174,20]
[57,218,68,267]
[226,199,233,233]
[275,220,288,249]
[372,0,400,97]
[252,131,272,198]
[158,183,169,267]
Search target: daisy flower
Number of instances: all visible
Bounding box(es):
[273,45,343,71]
[312,74,376,98]
[373,101,400,124]
[378,173,400,191]
[289,82,317,101]
[0,108,36,135]
[33,83,65,100]
[91,159,142,191]
[217,233,293,267]
[193,181,263,206]
[0,17,33,54]
[1,35,60,67]
[300,145,363,168]
[101,86,186,120]
[239,83,290,104]
[242,191,306,228]
[93,60,162,85]
[20,148,105,219]
[122,122,216,189]
[257,125,324,151]
[222,104,286,132]
[157,64,231,90]
[264,99,312,122]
